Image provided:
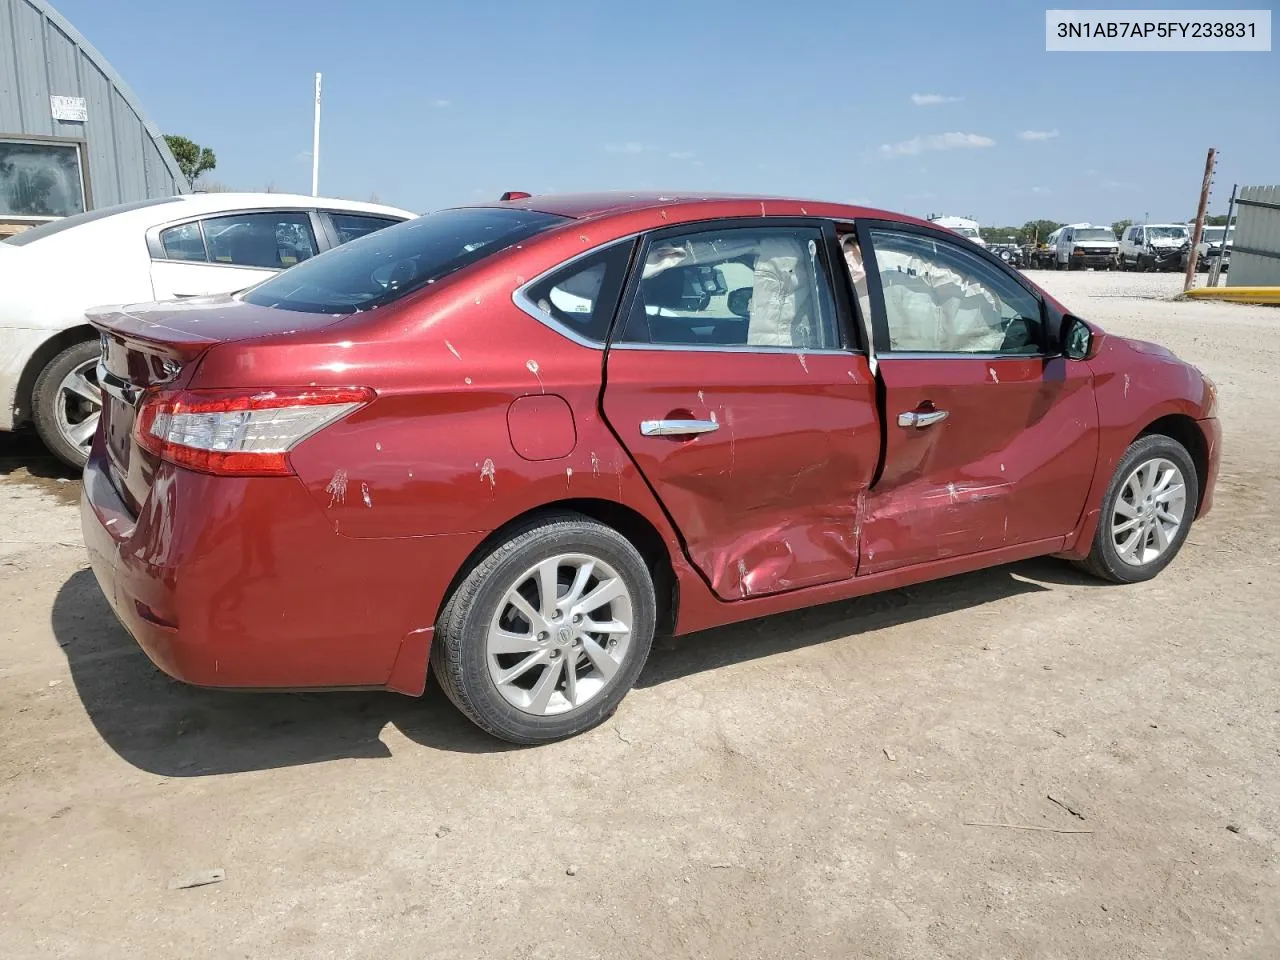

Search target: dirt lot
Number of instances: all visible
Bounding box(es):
[1,271,1276,959]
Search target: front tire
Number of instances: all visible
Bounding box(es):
[1076,435,1199,584]
[431,513,657,744]
[32,340,102,469]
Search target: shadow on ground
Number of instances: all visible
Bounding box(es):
[52,557,1088,777]
[0,429,80,502]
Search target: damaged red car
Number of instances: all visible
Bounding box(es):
[82,193,1221,743]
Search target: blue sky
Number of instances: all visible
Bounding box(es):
[56,0,1278,226]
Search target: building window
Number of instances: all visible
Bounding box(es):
[0,139,87,220]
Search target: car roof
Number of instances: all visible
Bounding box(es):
[462,191,931,228]
[167,192,417,219]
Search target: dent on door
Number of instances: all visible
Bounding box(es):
[604,350,880,600]
[857,355,1098,574]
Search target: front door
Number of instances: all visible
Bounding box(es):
[603,221,880,600]
[854,222,1098,575]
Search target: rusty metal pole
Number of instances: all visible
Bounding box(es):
[1184,147,1217,292]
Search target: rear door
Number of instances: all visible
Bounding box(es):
[149,210,320,299]
[601,220,880,600]
[853,222,1097,574]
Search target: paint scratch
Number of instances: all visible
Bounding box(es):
[325,469,348,507]
[375,441,382,452]
[947,482,958,504]
[445,340,461,360]
[988,367,999,384]
[847,370,858,382]
[1123,373,1131,398]
[464,376,473,385]
[591,451,601,478]
[565,467,573,489]
[480,458,497,490]
[737,558,751,597]
[798,352,809,374]
[697,389,705,405]
[361,483,373,509]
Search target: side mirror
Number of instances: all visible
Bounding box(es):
[1062,314,1093,360]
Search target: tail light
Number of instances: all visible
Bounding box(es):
[134,386,374,476]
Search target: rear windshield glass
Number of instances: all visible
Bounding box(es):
[1075,228,1115,241]
[242,207,566,314]
[3,197,182,246]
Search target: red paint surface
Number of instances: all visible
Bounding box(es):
[81,193,1221,695]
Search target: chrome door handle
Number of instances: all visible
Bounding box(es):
[897,409,949,429]
[640,418,720,437]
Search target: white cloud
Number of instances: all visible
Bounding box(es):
[911,93,964,106]
[432,99,451,108]
[1031,185,1051,194]
[603,141,649,154]
[1017,129,1059,141]
[879,132,995,158]
[667,150,696,160]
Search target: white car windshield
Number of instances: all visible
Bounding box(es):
[1075,228,1115,241]
[953,226,979,239]
[1148,226,1189,240]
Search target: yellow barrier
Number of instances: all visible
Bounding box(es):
[1183,286,1280,304]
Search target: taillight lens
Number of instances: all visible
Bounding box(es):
[134,387,374,476]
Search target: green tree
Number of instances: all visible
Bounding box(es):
[1112,219,1132,236]
[1204,214,1230,226]
[1019,219,1063,246]
[163,135,217,188]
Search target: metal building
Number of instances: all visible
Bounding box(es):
[1226,185,1280,288]
[0,0,185,236]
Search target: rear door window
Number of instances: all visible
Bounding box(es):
[616,226,841,350]
[201,212,318,269]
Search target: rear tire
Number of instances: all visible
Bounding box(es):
[1075,435,1199,584]
[430,512,657,744]
[32,339,102,470]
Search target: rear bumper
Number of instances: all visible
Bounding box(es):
[80,439,475,695]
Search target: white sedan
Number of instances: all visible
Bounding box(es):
[0,193,415,466]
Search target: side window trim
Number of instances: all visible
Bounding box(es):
[855,218,1051,358]
[608,217,854,355]
[512,236,640,350]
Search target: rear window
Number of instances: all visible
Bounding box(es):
[242,207,565,314]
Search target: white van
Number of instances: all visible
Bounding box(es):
[1117,223,1190,272]
[927,216,986,248]
[1055,224,1118,270]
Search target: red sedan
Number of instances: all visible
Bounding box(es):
[82,193,1221,743]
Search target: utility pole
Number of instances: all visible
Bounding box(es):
[311,73,322,197]
[1184,147,1217,292]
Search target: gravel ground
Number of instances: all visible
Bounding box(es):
[1,270,1276,959]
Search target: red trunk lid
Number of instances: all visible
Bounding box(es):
[88,295,349,512]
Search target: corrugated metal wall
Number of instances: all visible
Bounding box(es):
[1227,186,1280,287]
[0,0,186,208]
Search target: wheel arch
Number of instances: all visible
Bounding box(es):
[1138,413,1209,516]
[435,497,679,635]
[11,324,97,429]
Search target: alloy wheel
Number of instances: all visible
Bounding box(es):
[486,553,634,716]
[1111,457,1187,566]
[55,358,102,456]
